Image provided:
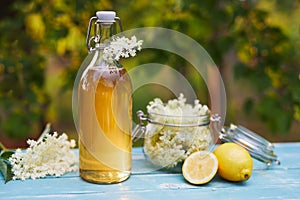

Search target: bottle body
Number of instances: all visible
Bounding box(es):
[78,56,132,183]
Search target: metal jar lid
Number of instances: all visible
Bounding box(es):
[219,124,280,166]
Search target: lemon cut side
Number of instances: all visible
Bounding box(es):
[182,151,218,185]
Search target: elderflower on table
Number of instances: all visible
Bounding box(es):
[102,36,143,64]
[143,94,213,169]
[9,131,77,180]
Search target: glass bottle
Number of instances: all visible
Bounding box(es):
[78,11,132,183]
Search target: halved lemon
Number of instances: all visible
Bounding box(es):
[182,151,218,185]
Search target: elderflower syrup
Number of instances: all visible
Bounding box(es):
[78,66,132,183]
[77,11,139,183]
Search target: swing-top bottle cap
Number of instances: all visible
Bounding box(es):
[96,11,116,23]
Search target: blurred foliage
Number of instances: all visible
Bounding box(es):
[0,0,299,143]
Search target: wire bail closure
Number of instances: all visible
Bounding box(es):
[132,110,148,143]
[86,13,123,53]
[219,124,280,166]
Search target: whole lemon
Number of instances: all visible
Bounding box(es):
[213,143,253,182]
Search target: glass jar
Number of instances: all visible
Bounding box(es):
[133,110,221,170]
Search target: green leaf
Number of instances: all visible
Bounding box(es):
[0,159,13,183]
[0,151,14,160]
[293,105,300,122]
[0,143,14,183]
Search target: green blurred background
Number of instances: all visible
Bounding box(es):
[0,0,299,148]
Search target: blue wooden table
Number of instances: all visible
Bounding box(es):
[1,143,300,200]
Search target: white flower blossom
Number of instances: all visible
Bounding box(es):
[9,131,77,180]
[144,94,212,168]
[102,35,143,64]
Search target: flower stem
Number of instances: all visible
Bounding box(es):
[0,142,7,152]
[37,123,51,143]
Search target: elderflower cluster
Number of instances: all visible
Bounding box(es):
[143,94,212,168]
[102,35,143,64]
[9,132,77,180]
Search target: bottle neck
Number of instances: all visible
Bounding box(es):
[96,23,113,49]
[93,22,120,67]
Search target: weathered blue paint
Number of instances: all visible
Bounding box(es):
[1,143,300,199]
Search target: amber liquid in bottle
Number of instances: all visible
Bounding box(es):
[78,66,132,183]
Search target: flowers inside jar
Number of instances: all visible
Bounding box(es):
[143,94,215,169]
